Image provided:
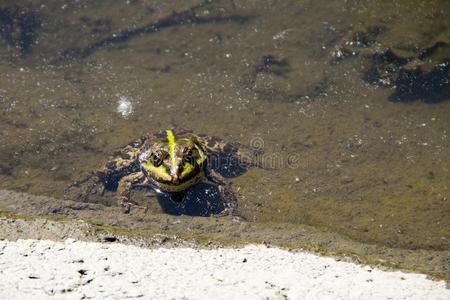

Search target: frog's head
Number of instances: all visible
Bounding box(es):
[140,130,207,186]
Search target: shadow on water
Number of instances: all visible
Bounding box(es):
[364,51,450,103]
[389,63,450,103]
[335,18,450,103]
[67,181,226,217]
[0,5,41,56]
[64,1,253,60]
[155,183,225,216]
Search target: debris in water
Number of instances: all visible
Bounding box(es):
[117,96,133,119]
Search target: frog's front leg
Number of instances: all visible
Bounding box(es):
[205,168,238,216]
[197,135,263,168]
[65,155,138,201]
[117,171,146,213]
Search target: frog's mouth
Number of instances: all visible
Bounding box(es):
[141,160,204,191]
[146,170,204,193]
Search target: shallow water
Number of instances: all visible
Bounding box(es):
[0,0,449,252]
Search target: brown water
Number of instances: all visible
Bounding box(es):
[0,0,449,255]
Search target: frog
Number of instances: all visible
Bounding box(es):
[65,127,261,216]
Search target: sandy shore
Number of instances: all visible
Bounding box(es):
[0,239,448,299]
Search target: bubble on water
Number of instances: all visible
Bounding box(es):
[117,96,133,119]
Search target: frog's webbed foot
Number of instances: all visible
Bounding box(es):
[117,172,147,213]
[205,168,238,216]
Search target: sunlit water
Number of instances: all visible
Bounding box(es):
[0,0,449,252]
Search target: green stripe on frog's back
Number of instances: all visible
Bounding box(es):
[166,129,177,169]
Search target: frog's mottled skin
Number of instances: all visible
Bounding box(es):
[66,128,259,215]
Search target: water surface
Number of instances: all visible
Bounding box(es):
[0,0,449,254]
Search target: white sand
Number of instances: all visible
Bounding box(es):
[0,239,448,299]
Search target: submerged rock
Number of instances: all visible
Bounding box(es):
[332,0,450,103]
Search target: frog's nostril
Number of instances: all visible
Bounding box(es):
[171,174,179,184]
[169,165,181,184]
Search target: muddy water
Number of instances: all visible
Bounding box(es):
[0,0,449,260]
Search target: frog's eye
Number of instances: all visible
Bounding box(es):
[183,148,195,164]
[150,150,167,166]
